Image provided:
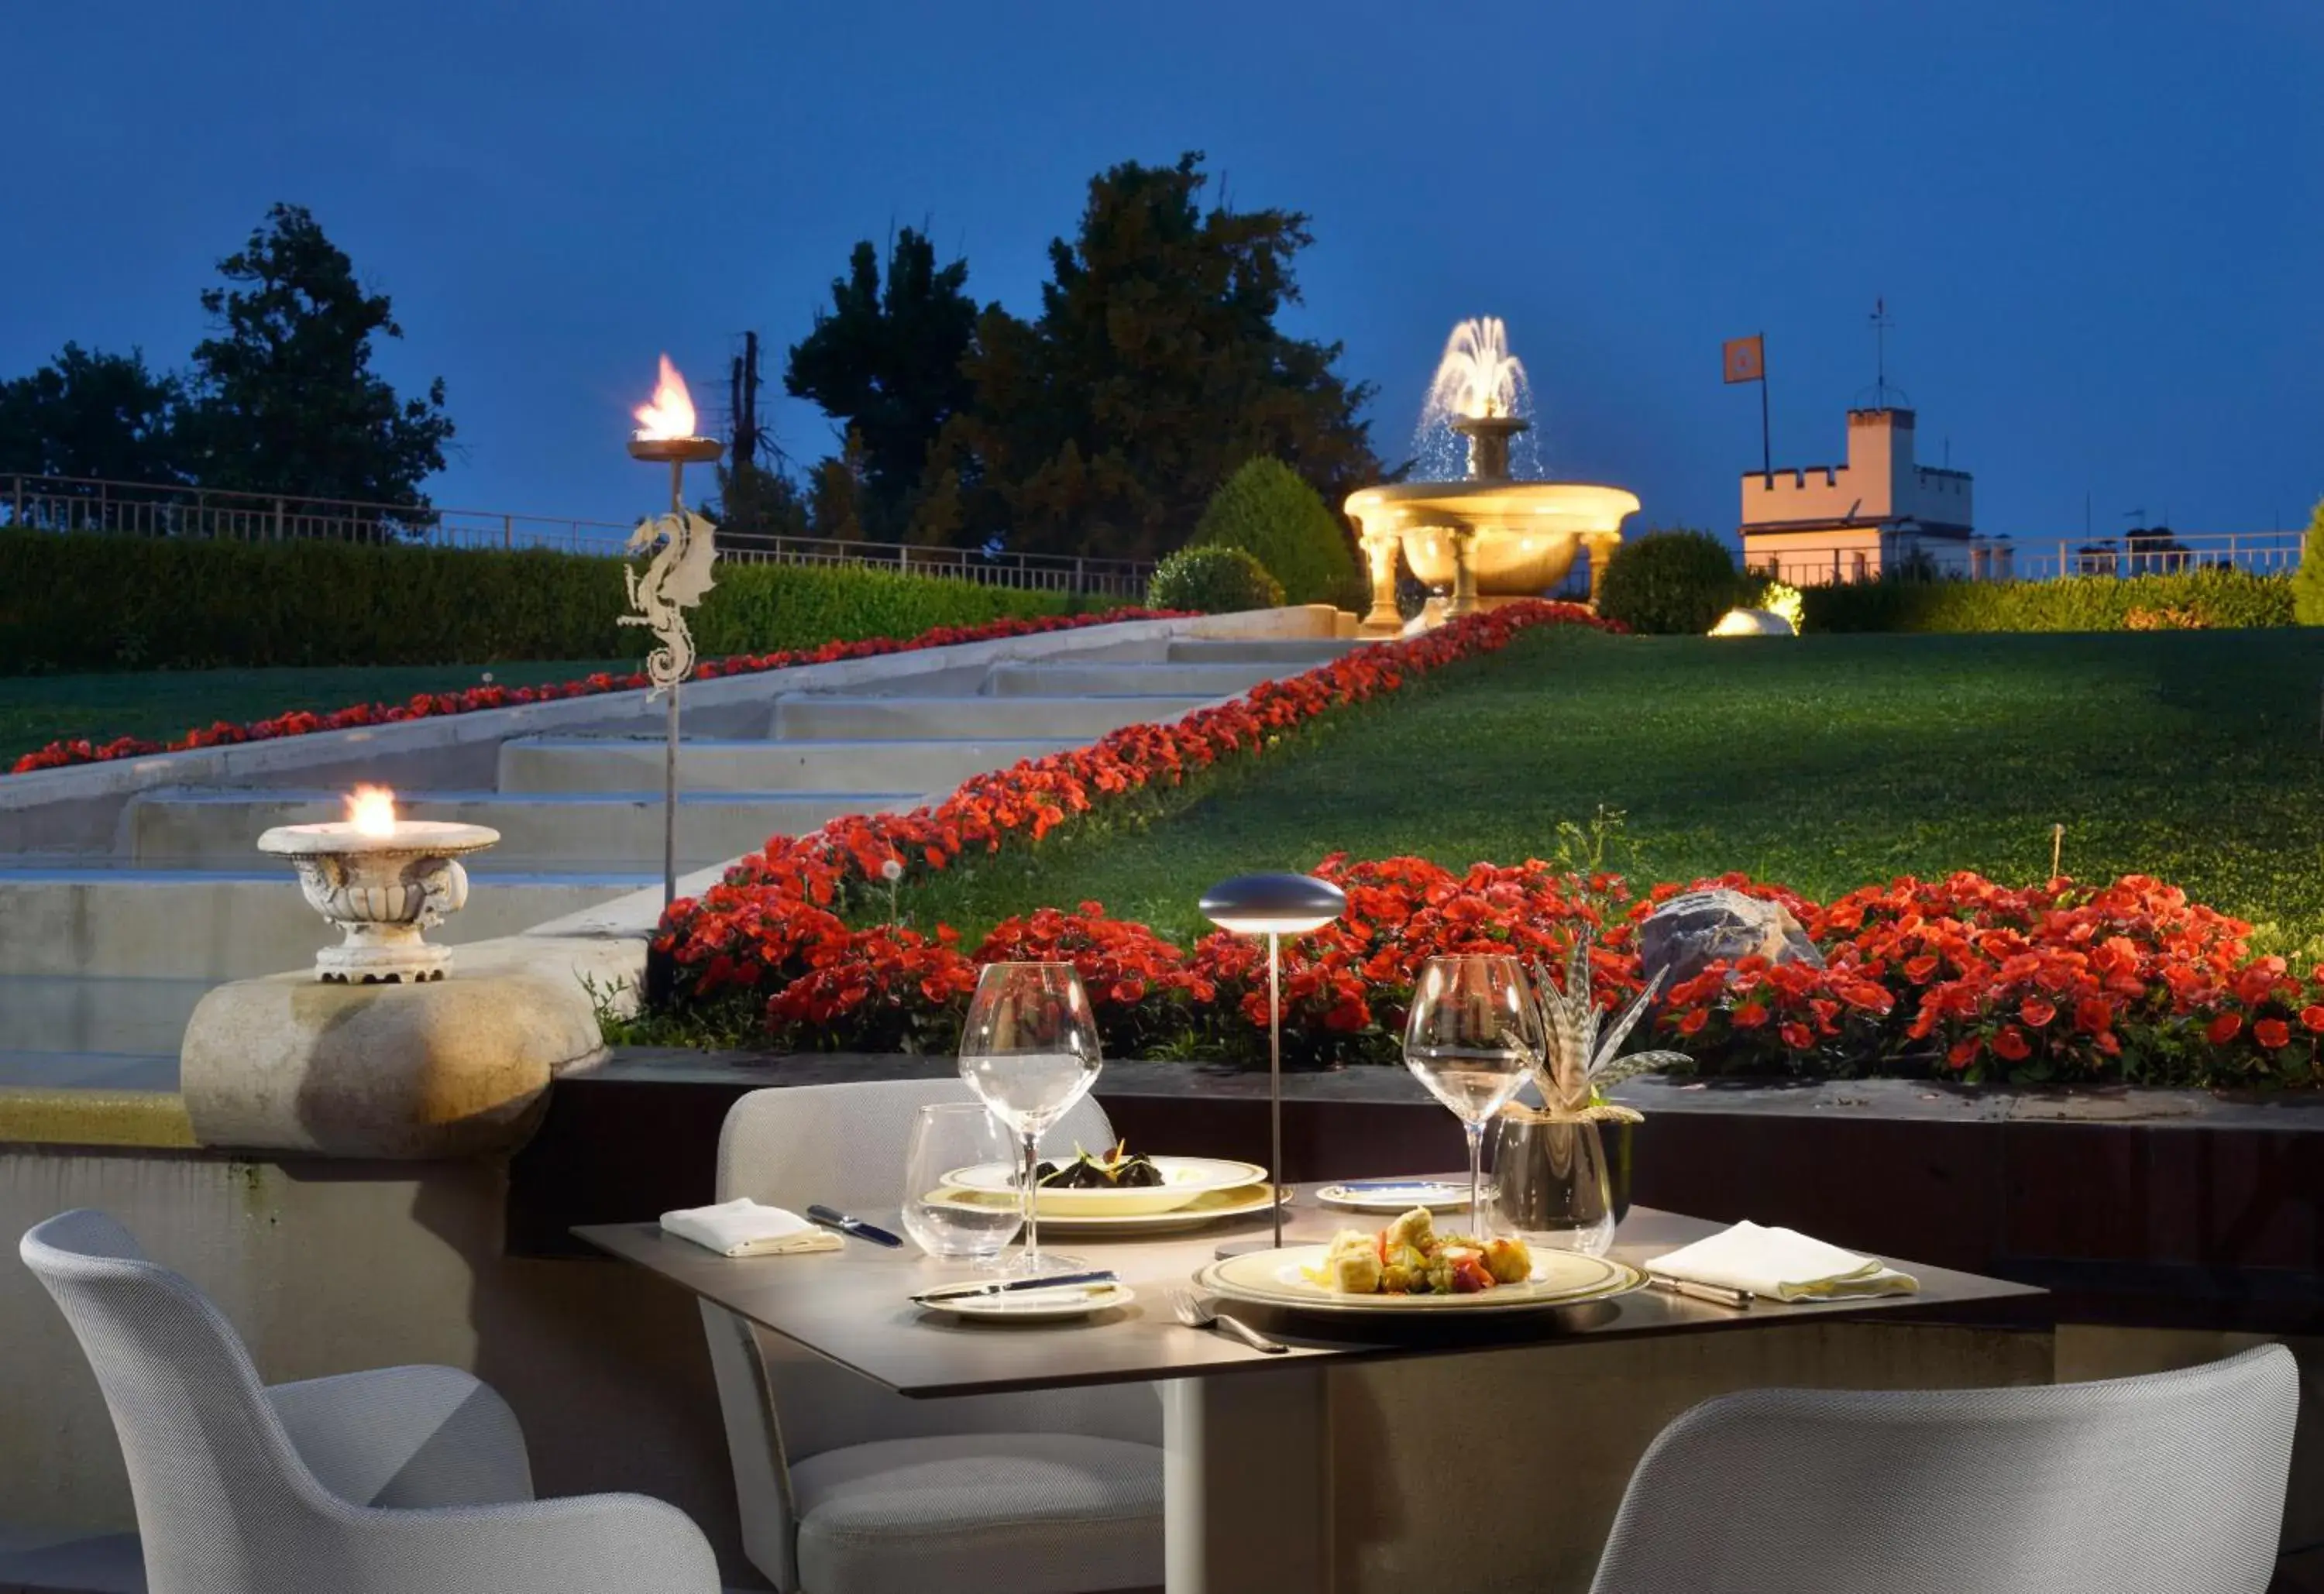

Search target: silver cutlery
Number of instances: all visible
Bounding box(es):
[1649,1274,1755,1310]
[806,1206,904,1248]
[914,1269,1116,1304]
[1167,1288,1287,1353]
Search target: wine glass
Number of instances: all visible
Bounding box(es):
[958,960,1103,1276]
[900,1102,1025,1266]
[1403,954,1543,1238]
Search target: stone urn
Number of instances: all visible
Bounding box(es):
[257,819,500,983]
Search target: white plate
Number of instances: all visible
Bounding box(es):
[916,1282,1136,1322]
[946,1156,1269,1217]
[1314,1180,1474,1214]
[923,1183,1290,1235]
[1195,1244,1643,1316]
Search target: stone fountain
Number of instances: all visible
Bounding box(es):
[256,786,500,983]
[1345,318,1640,632]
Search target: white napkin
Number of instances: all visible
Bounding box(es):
[660,1197,844,1259]
[1648,1220,1918,1302]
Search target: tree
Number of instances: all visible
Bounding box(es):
[178,203,455,512]
[946,153,1378,559]
[2293,500,2324,625]
[1191,456,1360,606]
[0,344,184,489]
[711,460,811,548]
[784,228,977,535]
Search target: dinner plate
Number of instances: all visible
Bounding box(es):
[916,1282,1136,1322]
[923,1183,1291,1235]
[945,1156,1270,1217]
[1194,1244,1645,1316]
[1314,1180,1473,1214]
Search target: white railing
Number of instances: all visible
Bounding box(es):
[1752,530,2305,587]
[1,474,1157,599]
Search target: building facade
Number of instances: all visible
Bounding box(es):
[1739,407,1978,583]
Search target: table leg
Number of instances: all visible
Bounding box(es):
[1164,1367,1330,1594]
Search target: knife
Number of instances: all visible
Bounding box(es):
[805,1205,904,1248]
[913,1269,1117,1303]
[1649,1273,1755,1310]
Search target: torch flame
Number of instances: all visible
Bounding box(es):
[346,785,398,838]
[633,354,696,439]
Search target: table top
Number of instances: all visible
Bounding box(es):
[576,1197,2047,1400]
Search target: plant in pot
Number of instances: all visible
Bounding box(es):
[1491,932,1688,1254]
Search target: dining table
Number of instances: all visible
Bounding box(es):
[579,1191,2049,1594]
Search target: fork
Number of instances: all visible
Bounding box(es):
[1167,1288,1287,1354]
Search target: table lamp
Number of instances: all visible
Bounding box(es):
[1199,871,1348,1252]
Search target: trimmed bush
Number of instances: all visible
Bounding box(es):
[1597,529,1747,634]
[1800,567,2293,634]
[1147,545,1284,613]
[2292,499,2324,625]
[1188,456,1360,606]
[0,531,1068,673]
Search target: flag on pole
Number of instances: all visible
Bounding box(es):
[1723,334,1765,384]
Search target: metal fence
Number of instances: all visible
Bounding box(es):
[1,474,1157,599]
[1751,529,2305,588]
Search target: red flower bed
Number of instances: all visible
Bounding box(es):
[5,607,1186,776]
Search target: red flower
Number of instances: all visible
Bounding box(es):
[2019,998,2057,1029]
[1779,1022,1813,1049]
[2206,1012,2243,1045]
[2305,1005,2324,1034]
[1991,1026,2032,1062]
[2255,1018,2291,1050]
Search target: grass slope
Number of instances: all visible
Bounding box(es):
[0,659,627,764]
[900,626,2324,953]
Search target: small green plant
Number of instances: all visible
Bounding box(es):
[2291,498,2324,626]
[1188,456,1360,606]
[1596,529,1748,634]
[1147,544,1285,613]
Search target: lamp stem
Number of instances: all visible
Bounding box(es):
[1268,929,1283,1249]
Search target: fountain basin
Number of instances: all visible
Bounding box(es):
[1343,480,1642,626]
[257,819,501,984]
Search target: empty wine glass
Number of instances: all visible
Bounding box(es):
[900,1102,1024,1266]
[1403,954,1544,1238]
[958,960,1103,1276]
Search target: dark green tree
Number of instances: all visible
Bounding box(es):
[179,204,455,512]
[0,344,184,488]
[947,153,1378,559]
[711,461,812,548]
[783,228,977,534]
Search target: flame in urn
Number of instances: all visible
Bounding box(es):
[345,785,398,838]
[632,354,697,439]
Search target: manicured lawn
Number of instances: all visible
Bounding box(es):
[902,626,2324,953]
[0,660,628,764]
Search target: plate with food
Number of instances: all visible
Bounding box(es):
[1314,1179,1473,1214]
[947,1143,1268,1218]
[922,1181,1291,1235]
[1194,1207,1645,1316]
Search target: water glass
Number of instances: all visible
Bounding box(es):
[900,1103,1024,1265]
[958,960,1103,1276]
[1403,954,1543,1238]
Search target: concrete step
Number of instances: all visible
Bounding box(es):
[980,661,1285,698]
[770,693,1218,741]
[1163,637,1370,665]
[0,974,210,1061]
[121,788,910,870]
[497,737,1084,795]
[0,867,650,982]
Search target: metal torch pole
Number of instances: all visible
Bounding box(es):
[1268,929,1284,1249]
[663,459,685,908]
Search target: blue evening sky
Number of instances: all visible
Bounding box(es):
[5,1,2318,545]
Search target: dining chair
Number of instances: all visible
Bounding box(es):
[700,1078,1164,1594]
[1587,1343,2299,1594]
[21,1208,722,1594]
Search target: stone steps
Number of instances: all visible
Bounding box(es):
[979,661,1287,698]
[0,867,651,982]
[120,787,910,870]
[1162,637,1370,665]
[769,693,1218,741]
[497,736,1085,795]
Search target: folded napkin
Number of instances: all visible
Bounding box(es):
[1648,1220,1917,1303]
[660,1198,844,1259]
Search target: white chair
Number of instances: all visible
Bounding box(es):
[1587,1344,2299,1594]
[21,1208,720,1594]
[700,1078,1164,1594]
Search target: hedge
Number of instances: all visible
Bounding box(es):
[0,531,1071,673]
[1147,545,1284,613]
[1597,530,1751,634]
[1799,568,2294,634]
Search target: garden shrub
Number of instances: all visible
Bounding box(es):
[1188,456,1360,607]
[1596,529,1748,634]
[1147,544,1284,613]
[1800,566,2293,634]
[2291,498,2324,625]
[0,530,1068,672]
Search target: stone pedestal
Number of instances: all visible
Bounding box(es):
[180,967,604,1158]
